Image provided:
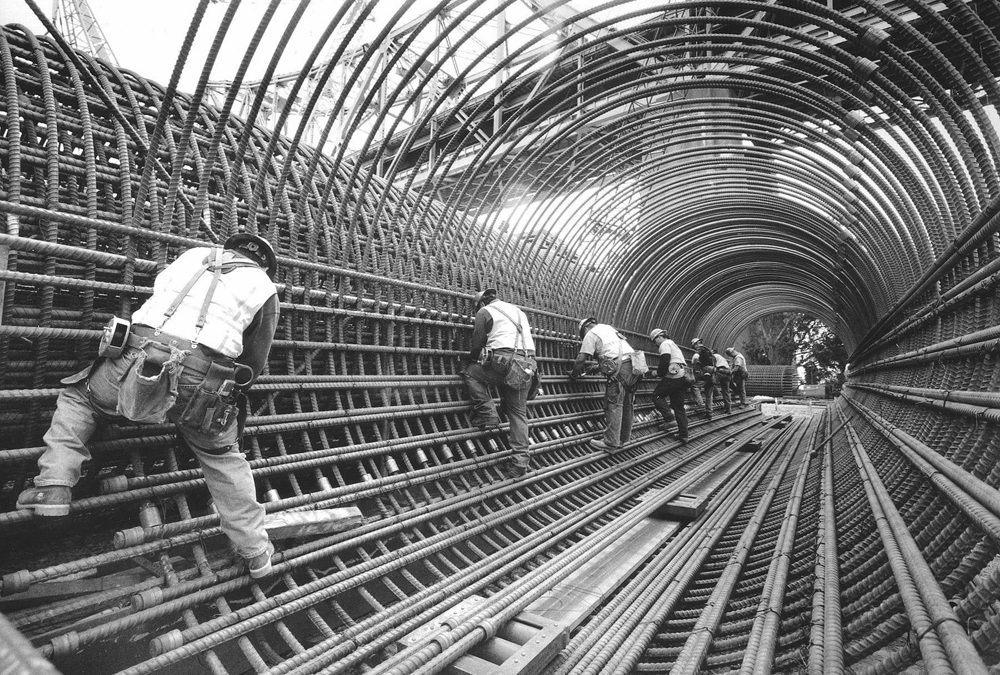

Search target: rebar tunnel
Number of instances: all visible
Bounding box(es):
[3,1,1000,673]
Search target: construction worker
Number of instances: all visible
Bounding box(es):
[463,288,535,477]
[688,346,705,409]
[725,347,748,406]
[570,318,640,453]
[650,329,688,441]
[691,338,732,418]
[712,347,733,414]
[17,233,283,579]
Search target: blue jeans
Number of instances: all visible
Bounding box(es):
[462,360,531,469]
[732,369,747,405]
[715,370,733,413]
[35,345,269,558]
[603,360,638,448]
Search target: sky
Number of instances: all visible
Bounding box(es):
[0,1,395,92]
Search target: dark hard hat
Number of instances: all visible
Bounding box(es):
[474,288,497,306]
[578,316,598,338]
[224,232,277,279]
[649,328,667,342]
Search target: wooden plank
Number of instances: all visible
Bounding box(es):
[524,516,683,630]
[264,507,364,539]
[0,573,147,606]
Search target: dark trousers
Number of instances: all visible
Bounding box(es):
[652,377,688,438]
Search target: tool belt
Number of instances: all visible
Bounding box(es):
[130,324,231,368]
[125,324,246,433]
[487,348,537,391]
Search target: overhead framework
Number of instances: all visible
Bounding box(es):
[3,0,1000,672]
[142,0,1000,350]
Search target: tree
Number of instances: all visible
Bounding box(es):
[801,326,848,385]
[741,312,848,384]
[742,314,797,365]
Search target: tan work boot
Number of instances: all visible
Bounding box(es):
[16,485,72,517]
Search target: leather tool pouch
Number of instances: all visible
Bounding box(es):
[179,361,238,434]
[179,388,237,433]
[598,357,621,378]
[503,353,536,390]
[117,342,183,424]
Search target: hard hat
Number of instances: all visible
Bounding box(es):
[578,316,598,338]
[224,232,277,279]
[690,337,703,347]
[473,288,497,306]
[649,328,667,342]
[725,347,736,356]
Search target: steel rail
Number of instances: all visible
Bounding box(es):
[841,407,988,674]
[115,421,754,673]
[808,411,845,673]
[365,425,777,675]
[666,420,809,673]
[564,419,810,675]
[25,413,757,660]
[844,398,1000,531]
[738,420,820,674]
[281,433,756,675]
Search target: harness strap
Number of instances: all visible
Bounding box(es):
[489,304,528,354]
[156,247,258,346]
[194,248,224,340]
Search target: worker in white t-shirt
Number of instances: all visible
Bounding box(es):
[570,317,640,453]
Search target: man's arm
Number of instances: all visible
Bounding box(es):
[569,350,593,379]
[657,352,671,378]
[468,309,493,363]
[236,294,279,388]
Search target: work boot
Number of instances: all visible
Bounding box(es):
[16,485,72,517]
[504,459,530,479]
[471,416,501,430]
[245,542,276,579]
[589,438,619,453]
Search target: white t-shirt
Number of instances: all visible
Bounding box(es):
[658,338,685,363]
[580,323,633,360]
[658,338,686,378]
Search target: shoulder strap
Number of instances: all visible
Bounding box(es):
[157,248,258,345]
